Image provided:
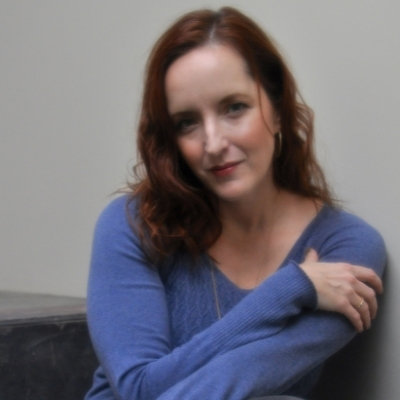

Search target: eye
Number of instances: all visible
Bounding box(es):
[174,117,197,133]
[227,102,248,115]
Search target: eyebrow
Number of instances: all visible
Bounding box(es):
[219,93,251,105]
[169,92,253,118]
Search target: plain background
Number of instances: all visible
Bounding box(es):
[1,1,399,398]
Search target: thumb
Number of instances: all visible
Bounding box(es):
[304,248,319,263]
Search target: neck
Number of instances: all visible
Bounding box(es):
[218,185,285,235]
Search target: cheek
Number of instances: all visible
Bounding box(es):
[240,124,276,169]
[177,138,203,169]
[241,117,274,149]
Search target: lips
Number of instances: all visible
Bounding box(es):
[209,161,241,177]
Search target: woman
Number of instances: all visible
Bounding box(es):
[85,7,386,400]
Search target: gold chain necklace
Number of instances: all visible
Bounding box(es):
[210,263,222,320]
[210,261,263,321]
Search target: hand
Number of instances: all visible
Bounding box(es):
[300,249,383,332]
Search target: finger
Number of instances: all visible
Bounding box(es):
[340,302,364,332]
[304,248,319,263]
[348,265,383,294]
[353,295,371,330]
[354,282,378,319]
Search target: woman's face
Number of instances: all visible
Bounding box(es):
[165,44,280,203]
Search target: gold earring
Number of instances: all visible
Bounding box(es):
[275,131,282,158]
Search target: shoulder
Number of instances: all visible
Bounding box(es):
[308,205,386,275]
[315,205,384,246]
[92,194,142,254]
[96,194,137,226]
[87,194,168,289]
[92,195,174,273]
[95,194,138,234]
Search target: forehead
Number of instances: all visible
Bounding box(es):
[165,44,257,113]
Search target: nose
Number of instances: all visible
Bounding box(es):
[203,118,228,155]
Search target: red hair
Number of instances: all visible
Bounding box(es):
[128,7,334,262]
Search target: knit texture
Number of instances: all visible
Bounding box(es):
[85,195,386,400]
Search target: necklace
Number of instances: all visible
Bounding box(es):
[210,261,263,321]
[209,192,282,320]
[210,263,222,320]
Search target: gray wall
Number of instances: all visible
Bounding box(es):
[1,1,399,398]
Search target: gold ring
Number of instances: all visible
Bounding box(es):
[356,297,365,309]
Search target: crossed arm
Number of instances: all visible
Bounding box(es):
[86,197,386,400]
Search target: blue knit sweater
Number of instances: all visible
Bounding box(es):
[85,195,386,400]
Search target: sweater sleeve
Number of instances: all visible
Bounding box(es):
[157,312,352,399]
[156,208,387,400]
[86,198,386,400]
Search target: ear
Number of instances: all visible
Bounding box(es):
[274,130,282,159]
[273,112,281,133]
[268,95,281,133]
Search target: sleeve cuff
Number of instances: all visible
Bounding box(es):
[289,261,318,310]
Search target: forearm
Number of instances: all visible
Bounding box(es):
[89,262,315,399]
[157,311,355,400]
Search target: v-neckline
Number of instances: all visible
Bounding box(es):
[204,203,330,293]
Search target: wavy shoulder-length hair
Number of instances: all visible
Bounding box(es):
[128,7,334,262]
